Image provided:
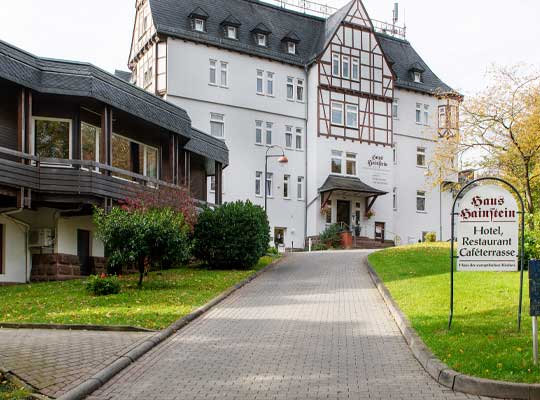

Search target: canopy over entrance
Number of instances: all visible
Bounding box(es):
[319,175,387,214]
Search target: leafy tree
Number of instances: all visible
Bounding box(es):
[193,201,270,269]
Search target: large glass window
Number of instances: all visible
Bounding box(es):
[33,118,71,159]
[111,134,131,178]
[331,102,344,125]
[140,145,158,178]
[81,122,100,166]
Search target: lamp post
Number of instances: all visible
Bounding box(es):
[264,145,288,211]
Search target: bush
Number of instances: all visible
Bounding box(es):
[86,274,121,296]
[267,247,279,256]
[424,232,437,243]
[318,223,343,248]
[312,243,329,251]
[193,201,270,269]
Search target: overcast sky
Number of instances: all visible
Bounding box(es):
[0,0,538,97]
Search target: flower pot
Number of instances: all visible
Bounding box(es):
[340,231,353,249]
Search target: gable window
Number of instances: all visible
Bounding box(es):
[331,102,344,125]
[210,113,224,138]
[332,54,340,77]
[256,70,264,94]
[295,128,302,150]
[257,33,267,47]
[352,57,359,81]
[283,174,290,198]
[297,176,304,200]
[287,42,296,54]
[265,122,273,145]
[81,122,100,166]
[220,62,228,87]
[346,104,358,128]
[424,104,430,125]
[287,77,294,100]
[416,191,426,212]
[393,187,397,210]
[392,98,399,119]
[32,117,71,159]
[255,120,263,144]
[266,72,274,96]
[346,152,357,176]
[331,150,342,174]
[255,171,262,195]
[285,126,293,148]
[227,26,237,39]
[416,147,426,167]
[194,18,205,32]
[414,71,422,83]
[296,79,304,102]
[342,56,350,79]
[266,172,273,197]
[416,103,422,123]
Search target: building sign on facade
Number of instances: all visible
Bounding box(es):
[363,153,390,187]
[457,184,519,271]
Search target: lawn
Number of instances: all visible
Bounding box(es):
[0,377,31,400]
[369,243,540,384]
[0,256,276,330]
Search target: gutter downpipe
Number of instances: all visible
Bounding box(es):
[303,64,309,246]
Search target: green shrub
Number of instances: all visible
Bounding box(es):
[319,223,343,248]
[424,232,437,243]
[193,201,270,269]
[86,274,121,296]
[266,247,279,256]
[312,243,329,251]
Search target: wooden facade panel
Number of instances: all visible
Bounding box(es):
[0,83,18,151]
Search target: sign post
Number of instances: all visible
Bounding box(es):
[529,260,540,365]
[448,177,525,330]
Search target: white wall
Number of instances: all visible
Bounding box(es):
[0,215,29,283]
[57,216,104,257]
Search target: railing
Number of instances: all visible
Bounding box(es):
[371,19,406,40]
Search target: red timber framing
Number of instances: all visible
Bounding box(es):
[317,22,394,146]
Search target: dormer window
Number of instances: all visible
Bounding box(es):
[257,33,267,47]
[194,18,205,32]
[414,71,422,83]
[189,7,209,33]
[227,26,238,39]
[287,42,296,54]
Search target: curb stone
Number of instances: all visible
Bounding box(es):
[366,258,540,400]
[56,255,287,400]
[0,323,155,332]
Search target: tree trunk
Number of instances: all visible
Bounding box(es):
[524,161,535,229]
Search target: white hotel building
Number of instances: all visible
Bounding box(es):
[126,0,460,248]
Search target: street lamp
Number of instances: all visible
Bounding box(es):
[264,145,288,211]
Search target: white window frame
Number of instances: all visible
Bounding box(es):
[266,172,273,197]
[424,104,430,125]
[265,122,273,145]
[255,120,263,145]
[331,150,343,174]
[332,53,340,77]
[295,127,303,150]
[297,176,305,200]
[416,147,426,167]
[31,116,73,162]
[285,126,293,149]
[352,57,359,81]
[220,62,228,87]
[227,26,237,39]
[256,70,264,94]
[210,113,225,139]
[331,101,344,126]
[141,144,159,178]
[416,190,426,212]
[257,33,267,47]
[194,18,205,32]
[345,152,357,176]
[266,72,274,96]
[342,55,350,79]
[416,103,422,124]
[287,42,296,54]
[209,60,217,85]
[414,71,422,83]
[296,78,304,102]
[392,98,399,119]
[255,171,262,196]
[346,104,358,128]
[286,77,294,100]
[283,174,290,199]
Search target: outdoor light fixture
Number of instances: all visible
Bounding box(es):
[265,145,288,211]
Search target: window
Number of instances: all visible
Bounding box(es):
[287,42,296,54]
[326,200,332,224]
[332,53,340,77]
[424,104,430,125]
[295,128,302,150]
[227,26,237,39]
[220,62,228,87]
[393,187,397,210]
[331,150,342,174]
[416,191,426,212]
[331,102,344,125]
[297,176,304,200]
[255,121,263,144]
[256,70,264,94]
[416,103,422,123]
[342,56,350,79]
[416,147,426,167]
[346,104,358,128]
[414,71,422,83]
[111,134,131,177]
[287,77,294,100]
[283,175,290,198]
[266,172,273,197]
[439,105,447,128]
[194,18,205,32]
[257,33,267,47]
[285,126,293,148]
[33,117,71,159]
[210,113,224,138]
[266,72,274,96]
[139,145,158,178]
[392,144,397,164]
[209,60,217,85]
[392,98,399,119]
[296,79,304,102]
[81,122,100,165]
[352,57,359,81]
[255,171,262,195]
[346,152,356,176]
[265,122,273,145]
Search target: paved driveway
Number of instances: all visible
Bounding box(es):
[89,251,488,400]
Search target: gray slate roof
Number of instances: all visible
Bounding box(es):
[0,40,228,165]
[114,69,132,82]
[147,0,454,94]
[319,175,387,196]
[186,127,229,166]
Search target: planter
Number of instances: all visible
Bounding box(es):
[340,231,353,249]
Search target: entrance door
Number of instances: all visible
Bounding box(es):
[336,200,351,229]
[77,229,91,276]
[374,222,385,242]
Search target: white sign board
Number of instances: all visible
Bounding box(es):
[457,184,519,271]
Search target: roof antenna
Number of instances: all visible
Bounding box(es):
[392,2,399,25]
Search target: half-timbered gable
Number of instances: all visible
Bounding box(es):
[317,0,394,146]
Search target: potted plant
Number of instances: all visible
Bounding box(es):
[365,209,375,219]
